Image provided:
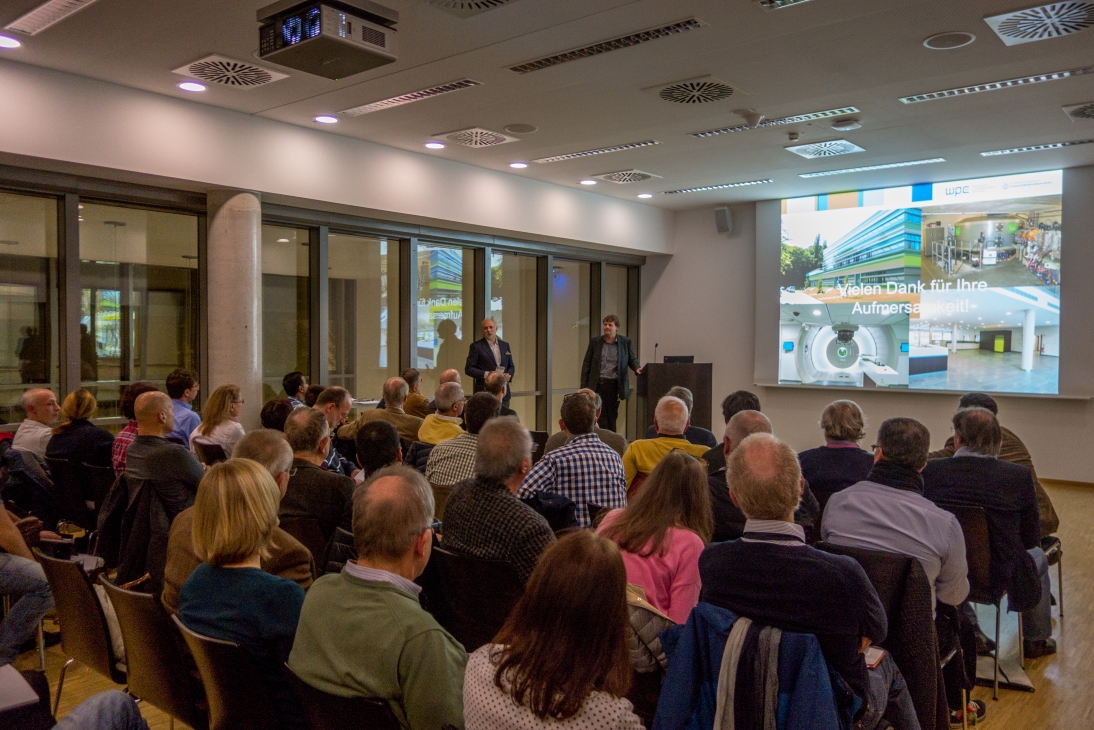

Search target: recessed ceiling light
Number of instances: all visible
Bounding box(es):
[899,64,1094,104]
[424,142,446,149]
[831,118,862,132]
[277,238,290,243]
[813,309,822,315]
[980,138,1094,156]
[1006,312,1012,315]
[637,193,653,199]
[178,81,206,92]
[0,35,20,49]
[509,162,528,169]
[580,180,597,185]
[314,115,338,124]
[923,31,976,50]
[799,158,946,178]
[663,179,774,194]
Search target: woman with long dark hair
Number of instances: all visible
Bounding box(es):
[463,530,640,729]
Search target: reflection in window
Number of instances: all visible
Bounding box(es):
[550,260,590,432]
[604,265,631,437]
[490,252,538,426]
[79,204,199,418]
[417,243,474,396]
[262,226,310,403]
[0,193,58,426]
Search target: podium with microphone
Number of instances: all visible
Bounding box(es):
[635,355,713,435]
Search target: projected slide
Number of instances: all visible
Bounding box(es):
[778,170,1061,394]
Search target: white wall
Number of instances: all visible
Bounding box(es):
[641,205,1094,483]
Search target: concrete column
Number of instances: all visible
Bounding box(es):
[1021,308,1036,372]
[951,322,958,354]
[206,190,262,431]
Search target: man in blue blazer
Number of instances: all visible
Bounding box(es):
[465,318,515,405]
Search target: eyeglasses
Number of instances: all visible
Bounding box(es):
[233,399,245,405]
[288,467,298,477]
[412,520,442,536]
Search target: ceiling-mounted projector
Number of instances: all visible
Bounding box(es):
[257,0,398,80]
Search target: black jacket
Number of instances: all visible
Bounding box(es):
[45,419,114,468]
[580,335,640,399]
[465,337,515,396]
[279,459,354,542]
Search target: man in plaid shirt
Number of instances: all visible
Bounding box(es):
[426,393,501,487]
[519,392,626,527]
[112,381,160,475]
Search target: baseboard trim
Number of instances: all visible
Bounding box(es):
[1042,478,1094,489]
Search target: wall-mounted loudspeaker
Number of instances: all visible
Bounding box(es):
[714,206,733,236]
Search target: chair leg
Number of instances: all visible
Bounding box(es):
[37,620,46,671]
[962,688,969,730]
[54,658,75,716]
[1017,612,1025,670]
[993,602,1001,701]
[1057,553,1063,617]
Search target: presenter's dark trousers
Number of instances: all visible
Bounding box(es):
[595,378,620,432]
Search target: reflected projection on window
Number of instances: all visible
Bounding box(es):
[417,244,469,375]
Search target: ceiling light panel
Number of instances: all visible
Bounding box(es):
[786,140,864,158]
[508,18,704,74]
[756,0,814,8]
[983,2,1094,46]
[899,65,1094,104]
[691,107,859,138]
[663,179,774,194]
[341,79,481,116]
[172,56,288,89]
[799,158,946,178]
[532,140,660,164]
[980,138,1094,155]
[4,0,101,35]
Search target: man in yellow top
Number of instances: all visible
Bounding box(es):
[418,382,466,445]
[622,395,708,494]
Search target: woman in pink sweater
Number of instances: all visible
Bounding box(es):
[597,449,713,624]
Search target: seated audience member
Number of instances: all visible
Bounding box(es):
[260,397,294,431]
[165,368,201,445]
[280,407,354,541]
[418,382,466,445]
[354,420,403,483]
[822,417,969,609]
[303,383,325,408]
[401,367,431,418]
[929,392,1058,536]
[162,429,314,614]
[700,433,918,730]
[519,391,626,527]
[707,410,820,542]
[29,690,151,730]
[12,388,59,458]
[922,407,1054,658]
[45,389,114,467]
[189,384,246,458]
[289,466,466,730]
[126,391,205,520]
[597,450,711,623]
[0,501,53,665]
[621,396,710,494]
[179,459,306,730]
[798,400,876,512]
[702,389,761,474]
[543,388,628,457]
[643,386,717,448]
[442,417,556,584]
[112,382,159,475]
[315,386,356,476]
[284,371,308,408]
[426,368,463,414]
[427,392,501,487]
[484,372,519,419]
[464,531,640,729]
[341,378,422,451]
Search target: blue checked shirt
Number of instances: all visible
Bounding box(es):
[518,432,627,527]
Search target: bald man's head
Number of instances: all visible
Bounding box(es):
[654,396,689,435]
[725,410,773,454]
[135,391,174,436]
[439,369,461,385]
[727,433,802,521]
[21,388,59,426]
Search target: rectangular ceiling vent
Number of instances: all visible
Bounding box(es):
[786,139,864,158]
[593,170,662,184]
[898,65,1094,103]
[172,55,288,88]
[1063,100,1094,120]
[691,107,859,137]
[423,0,523,18]
[508,18,704,74]
[984,2,1094,46]
[663,179,774,195]
[755,0,814,9]
[4,0,101,35]
[433,127,519,148]
[342,78,481,116]
[980,138,1094,156]
[532,140,660,164]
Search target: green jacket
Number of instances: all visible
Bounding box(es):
[288,569,467,729]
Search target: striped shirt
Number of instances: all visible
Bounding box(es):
[519,433,627,527]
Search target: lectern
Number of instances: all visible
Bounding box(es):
[635,362,713,433]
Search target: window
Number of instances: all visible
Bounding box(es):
[79,203,198,418]
[417,243,474,397]
[490,252,538,426]
[328,233,400,400]
[262,226,310,403]
[550,260,590,431]
[0,193,58,426]
[604,265,631,437]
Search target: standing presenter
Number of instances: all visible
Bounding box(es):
[466,318,515,406]
[581,315,641,432]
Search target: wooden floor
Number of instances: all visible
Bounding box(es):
[12,480,1091,728]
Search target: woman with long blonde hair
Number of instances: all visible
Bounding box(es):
[45,389,114,467]
[189,384,245,457]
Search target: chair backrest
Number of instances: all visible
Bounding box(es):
[99,577,209,730]
[34,548,124,684]
[285,663,400,730]
[192,441,228,466]
[44,457,93,529]
[280,517,328,572]
[587,502,610,528]
[529,431,549,465]
[82,463,117,516]
[431,546,523,652]
[430,482,451,521]
[171,615,280,730]
[936,503,993,603]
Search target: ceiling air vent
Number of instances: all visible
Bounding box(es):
[593,170,662,184]
[652,76,734,104]
[341,79,481,116]
[433,127,519,148]
[508,18,704,74]
[984,2,1094,46]
[1063,101,1094,119]
[690,106,858,138]
[4,0,101,35]
[786,140,864,159]
[423,0,523,18]
[172,55,288,89]
[755,0,814,8]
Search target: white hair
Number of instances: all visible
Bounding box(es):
[654,396,689,434]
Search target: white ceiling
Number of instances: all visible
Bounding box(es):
[2,0,1093,210]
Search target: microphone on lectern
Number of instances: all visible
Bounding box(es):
[654,343,659,363]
